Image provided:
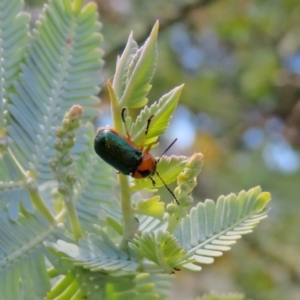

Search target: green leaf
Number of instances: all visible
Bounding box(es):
[0,0,29,130]
[7,0,103,182]
[0,208,60,300]
[130,155,187,192]
[197,292,246,300]
[74,124,117,233]
[134,196,165,220]
[47,269,172,300]
[120,21,158,108]
[112,32,138,99]
[129,84,183,147]
[129,230,195,274]
[46,231,140,273]
[173,187,271,271]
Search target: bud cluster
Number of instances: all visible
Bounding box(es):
[49,105,83,196]
[167,153,204,218]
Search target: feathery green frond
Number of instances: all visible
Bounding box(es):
[74,124,117,233]
[197,292,246,300]
[0,209,61,300]
[0,151,34,223]
[130,155,187,192]
[7,0,103,182]
[130,231,196,274]
[0,0,29,130]
[105,273,173,300]
[0,152,21,182]
[5,188,34,221]
[173,187,271,271]
[137,215,168,233]
[46,231,140,273]
[120,22,158,108]
[48,269,172,300]
[129,85,183,147]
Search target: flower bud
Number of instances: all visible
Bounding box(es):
[63,137,75,148]
[54,139,63,151]
[66,172,77,185]
[62,155,73,166]
[166,203,178,214]
[56,126,66,138]
[57,183,69,195]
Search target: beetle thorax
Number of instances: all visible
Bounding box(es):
[132,152,157,178]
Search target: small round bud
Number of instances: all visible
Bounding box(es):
[179,182,190,192]
[56,127,66,138]
[177,173,187,185]
[63,137,75,148]
[68,119,80,130]
[66,172,77,185]
[54,139,63,151]
[180,195,193,206]
[182,168,193,179]
[166,203,178,214]
[62,119,70,129]
[174,186,181,197]
[62,155,73,166]
[65,132,75,139]
[68,105,83,119]
[57,183,69,195]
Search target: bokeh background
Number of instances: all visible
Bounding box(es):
[26,0,300,299]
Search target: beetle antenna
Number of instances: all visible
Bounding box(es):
[156,171,179,205]
[156,138,178,164]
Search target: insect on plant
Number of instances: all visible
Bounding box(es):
[94,108,179,204]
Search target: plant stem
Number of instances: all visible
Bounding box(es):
[29,189,56,226]
[119,173,138,250]
[108,81,137,250]
[64,194,83,240]
[7,146,57,226]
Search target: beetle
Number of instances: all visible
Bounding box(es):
[94,108,179,204]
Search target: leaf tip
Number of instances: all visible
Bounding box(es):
[254,191,272,211]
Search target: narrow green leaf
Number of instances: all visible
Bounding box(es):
[120,21,159,108]
[253,192,271,211]
[113,32,138,99]
[213,195,225,233]
[205,200,215,237]
[129,85,184,147]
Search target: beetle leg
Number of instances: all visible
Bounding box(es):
[140,115,154,151]
[121,108,131,140]
[149,176,156,186]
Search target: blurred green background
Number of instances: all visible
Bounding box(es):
[26,0,300,299]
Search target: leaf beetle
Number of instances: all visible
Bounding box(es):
[94,108,179,204]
